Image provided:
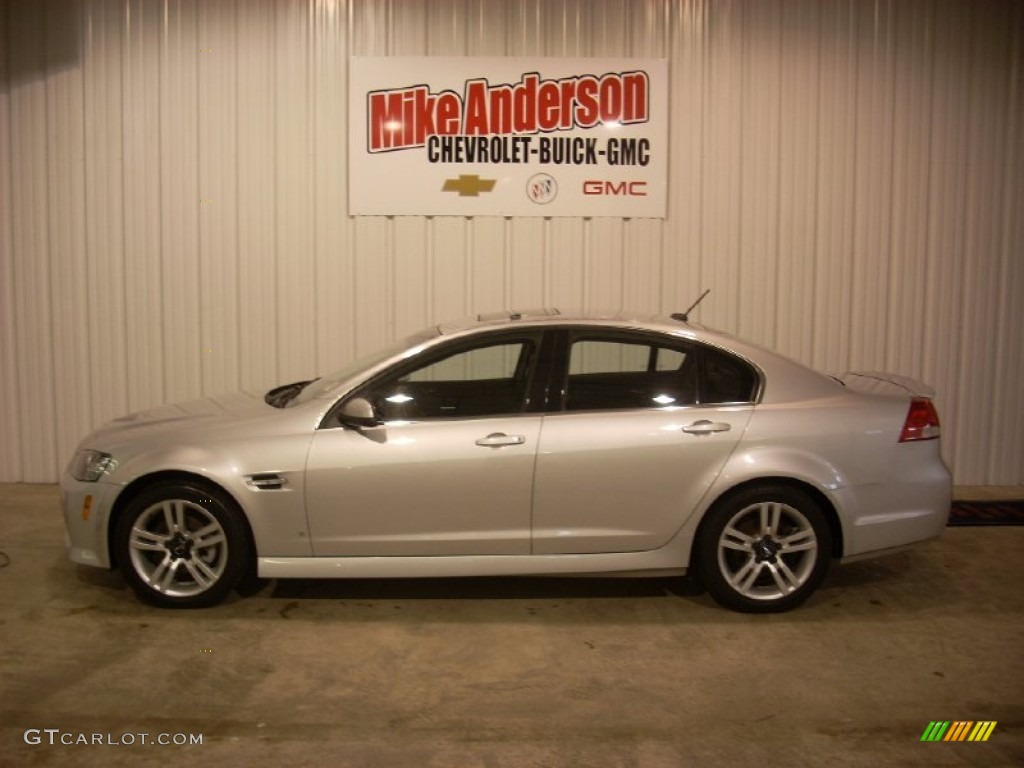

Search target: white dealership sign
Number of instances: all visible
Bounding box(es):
[349,57,668,217]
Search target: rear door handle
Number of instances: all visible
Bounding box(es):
[475,433,526,447]
[682,420,732,435]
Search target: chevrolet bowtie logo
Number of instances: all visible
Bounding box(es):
[442,175,497,197]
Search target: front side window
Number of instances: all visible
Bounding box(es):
[564,337,698,411]
[357,338,537,420]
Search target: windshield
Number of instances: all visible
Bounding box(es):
[285,326,441,407]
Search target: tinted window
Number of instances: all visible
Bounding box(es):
[564,337,697,411]
[360,339,536,420]
[702,346,758,404]
[404,343,522,382]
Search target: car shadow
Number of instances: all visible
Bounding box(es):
[51,544,962,621]
[265,574,706,602]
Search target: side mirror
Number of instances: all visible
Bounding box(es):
[338,397,381,428]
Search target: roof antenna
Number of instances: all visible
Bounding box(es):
[673,289,711,323]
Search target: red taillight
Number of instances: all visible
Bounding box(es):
[899,397,941,442]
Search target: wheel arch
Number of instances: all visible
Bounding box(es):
[696,477,844,560]
[107,470,256,569]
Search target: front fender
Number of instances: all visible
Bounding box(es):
[105,434,315,559]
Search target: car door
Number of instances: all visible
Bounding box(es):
[304,331,545,557]
[531,330,756,555]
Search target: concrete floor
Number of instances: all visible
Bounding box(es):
[1,484,1022,767]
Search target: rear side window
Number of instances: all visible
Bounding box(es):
[702,346,758,404]
[560,334,758,411]
[564,338,698,411]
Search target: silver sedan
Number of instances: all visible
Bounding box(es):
[61,310,951,612]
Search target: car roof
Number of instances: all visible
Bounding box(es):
[436,308,707,337]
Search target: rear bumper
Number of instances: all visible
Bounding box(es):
[838,456,952,558]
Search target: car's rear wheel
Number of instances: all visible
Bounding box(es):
[695,485,831,613]
[113,482,250,608]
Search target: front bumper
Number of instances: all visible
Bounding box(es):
[60,475,122,569]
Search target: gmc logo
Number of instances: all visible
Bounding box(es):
[582,180,648,196]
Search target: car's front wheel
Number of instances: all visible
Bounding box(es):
[113,482,251,608]
[695,485,832,613]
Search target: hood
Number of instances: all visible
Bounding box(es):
[86,391,276,449]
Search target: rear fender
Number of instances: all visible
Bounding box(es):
[711,446,848,506]
[668,447,847,564]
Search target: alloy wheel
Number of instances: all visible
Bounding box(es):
[127,499,230,598]
[716,500,819,601]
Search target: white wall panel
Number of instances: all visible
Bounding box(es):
[392,217,431,337]
[122,0,166,412]
[774,0,820,366]
[953,1,1019,484]
[884,0,934,380]
[811,2,857,374]
[274,0,317,381]
[83,0,130,429]
[622,220,662,312]
[237,0,280,391]
[468,217,507,314]
[46,1,92,476]
[989,28,1024,483]
[429,216,470,321]
[583,218,624,311]
[158,0,202,404]
[508,218,545,309]
[662,0,706,324]
[848,0,895,372]
[197,0,240,396]
[313,0,352,371]
[546,219,586,309]
[7,0,59,480]
[1,0,1021,484]
[0,2,19,481]
[351,217,392,356]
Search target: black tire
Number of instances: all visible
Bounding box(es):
[113,481,251,608]
[694,485,832,613]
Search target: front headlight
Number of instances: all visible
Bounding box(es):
[69,450,118,482]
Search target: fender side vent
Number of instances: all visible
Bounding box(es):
[245,473,289,491]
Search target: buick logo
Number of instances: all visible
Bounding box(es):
[526,173,557,205]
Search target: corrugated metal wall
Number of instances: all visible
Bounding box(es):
[1,0,1021,485]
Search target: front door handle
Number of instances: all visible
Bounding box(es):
[682,420,732,436]
[475,433,526,447]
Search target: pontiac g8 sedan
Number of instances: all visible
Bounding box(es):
[62,310,951,612]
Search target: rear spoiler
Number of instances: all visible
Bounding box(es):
[836,371,936,399]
